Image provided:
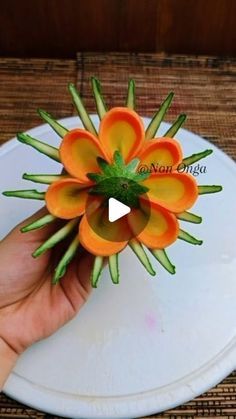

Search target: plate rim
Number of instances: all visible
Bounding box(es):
[4,337,236,419]
[2,115,236,418]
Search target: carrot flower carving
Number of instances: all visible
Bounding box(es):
[3,79,222,286]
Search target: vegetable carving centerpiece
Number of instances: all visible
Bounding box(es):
[3,79,222,286]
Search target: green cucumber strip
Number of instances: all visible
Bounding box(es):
[53,235,80,284]
[178,229,203,245]
[17,133,60,162]
[177,211,202,224]
[37,109,68,138]
[2,189,45,200]
[21,214,56,233]
[32,218,79,258]
[182,149,213,166]
[129,239,156,276]
[149,248,175,274]
[91,77,107,119]
[198,185,223,195]
[164,113,186,138]
[145,92,174,140]
[91,256,104,288]
[23,173,67,185]
[126,79,135,110]
[68,83,98,136]
[109,254,120,284]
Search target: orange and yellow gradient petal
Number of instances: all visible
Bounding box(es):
[45,178,90,219]
[138,137,183,170]
[99,107,145,162]
[60,128,108,182]
[79,200,130,256]
[128,200,179,249]
[141,172,198,213]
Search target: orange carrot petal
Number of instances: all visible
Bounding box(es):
[138,137,183,170]
[79,202,129,256]
[60,129,108,182]
[128,200,179,249]
[99,107,145,162]
[45,178,89,219]
[141,172,198,213]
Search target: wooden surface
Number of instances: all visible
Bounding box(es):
[1,0,236,57]
[0,52,236,417]
[156,0,236,56]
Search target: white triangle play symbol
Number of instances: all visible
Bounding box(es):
[108,198,131,222]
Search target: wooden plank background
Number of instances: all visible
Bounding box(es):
[0,0,236,58]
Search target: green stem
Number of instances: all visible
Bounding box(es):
[177,211,202,224]
[126,79,136,110]
[23,173,67,185]
[145,92,174,140]
[149,248,175,274]
[17,133,60,162]
[53,235,80,284]
[164,113,186,138]
[91,77,107,119]
[68,83,98,136]
[91,256,104,288]
[129,239,156,275]
[32,218,79,257]
[109,254,120,284]
[113,150,125,165]
[37,109,68,138]
[2,189,45,200]
[178,229,203,245]
[182,149,213,166]
[21,213,56,233]
[198,185,223,195]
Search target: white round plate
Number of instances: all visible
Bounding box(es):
[0,116,236,419]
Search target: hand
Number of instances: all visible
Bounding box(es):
[0,208,94,387]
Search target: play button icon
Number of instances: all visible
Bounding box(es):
[85,176,151,242]
[108,198,131,222]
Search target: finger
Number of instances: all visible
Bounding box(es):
[18,206,48,227]
[59,251,94,313]
[76,250,94,295]
[1,207,47,241]
[11,207,64,243]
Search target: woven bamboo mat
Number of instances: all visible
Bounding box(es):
[0,53,236,418]
[77,52,236,159]
[0,58,76,145]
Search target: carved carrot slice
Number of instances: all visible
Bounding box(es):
[79,202,130,256]
[128,200,179,249]
[138,137,183,170]
[141,172,198,213]
[45,178,90,219]
[99,107,145,162]
[60,128,108,182]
